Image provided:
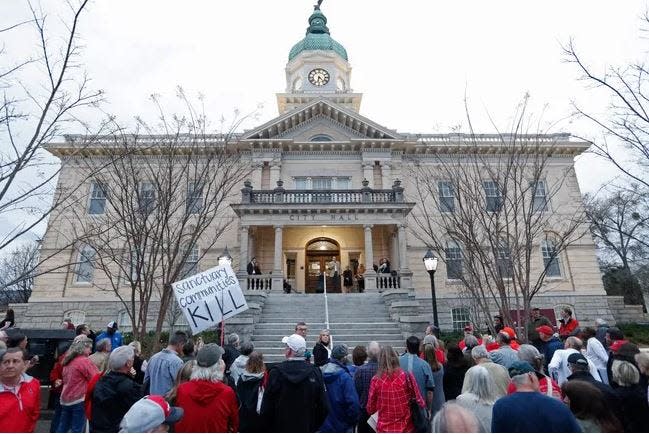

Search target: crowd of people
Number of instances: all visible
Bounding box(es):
[1,310,649,433]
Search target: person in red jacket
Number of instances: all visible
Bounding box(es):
[559,307,580,340]
[174,343,239,433]
[0,347,41,433]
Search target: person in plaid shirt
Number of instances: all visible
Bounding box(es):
[367,345,426,433]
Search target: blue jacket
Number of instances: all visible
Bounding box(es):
[319,359,360,433]
[542,337,563,371]
[95,330,123,351]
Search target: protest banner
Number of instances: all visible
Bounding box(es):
[171,263,248,334]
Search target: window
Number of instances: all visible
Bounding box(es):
[312,177,332,190]
[123,247,143,285]
[334,177,351,190]
[75,245,96,283]
[88,181,107,214]
[294,177,308,189]
[310,134,333,142]
[117,310,133,333]
[541,239,561,277]
[186,182,204,214]
[445,241,463,280]
[438,181,455,213]
[532,180,548,212]
[138,182,156,215]
[496,241,513,279]
[451,307,471,332]
[483,180,502,212]
[181,244,199,278]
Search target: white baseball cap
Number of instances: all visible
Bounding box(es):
[281,333,306,352]
[119,395,183,433]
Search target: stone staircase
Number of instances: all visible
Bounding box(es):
[250,293,406,363]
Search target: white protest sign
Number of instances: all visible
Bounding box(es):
[171,263,248,334]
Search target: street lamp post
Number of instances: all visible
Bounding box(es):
[423,249,439,328]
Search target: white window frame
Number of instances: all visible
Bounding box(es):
[74,245,96,284]
[483,180,502,212]
[438,181,455,213]
[496,241,513,279]
[181,244,200,278]
[445,240,463,280]
[88,181,107,215]
[138,181,156,214]
[451,307,471,332]
[541,239,562,277]
[186,182,204,214]
[532,180,549,212]
[63,310,86,326]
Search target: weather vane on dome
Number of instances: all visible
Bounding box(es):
[314,0,324,11]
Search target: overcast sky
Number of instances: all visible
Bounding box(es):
[2,0,648,244]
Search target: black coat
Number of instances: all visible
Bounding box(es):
[566,371,622,415]
[223,344,241,373]
[91,371,143,432]
[613,385,649,432]
[313,343,330,367]
[260,360,329,432]
[236,374,265,433]
[343,270,354,287]
[443,362,469,401]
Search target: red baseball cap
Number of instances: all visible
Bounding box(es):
[536,325,554,336]
[502,327,517,339]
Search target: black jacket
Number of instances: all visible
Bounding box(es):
[566,371,622,415]
[313,343,330,367]
[260,359,329,432]
[613,385,649,432]
[236,372,265,433]
[90,371,143,432]
[223,344,240,373]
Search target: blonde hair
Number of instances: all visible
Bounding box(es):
[377,345,400,377]
[128,341,142,356]
[612,360,640,387]
[635,352,649,375]
[63,336,92,366]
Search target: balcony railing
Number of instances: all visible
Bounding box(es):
[241,178,405,205]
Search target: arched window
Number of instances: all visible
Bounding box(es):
[541,239,561,277]
[445,241,463,280]
[63,310,86,327]
[117,310,132,332]
[310,134,333,142]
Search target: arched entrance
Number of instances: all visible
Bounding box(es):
[305,237,340,293]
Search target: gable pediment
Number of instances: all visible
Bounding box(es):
[240,98,402,142]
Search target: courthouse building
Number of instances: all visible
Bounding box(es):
[14,5,643,332]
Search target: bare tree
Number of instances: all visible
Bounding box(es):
[0,0,107,254]
[62,91,254,346]
[585,184,649,269]
[563,17,649,190]
[0,241,40,306]
[410,98,588,337]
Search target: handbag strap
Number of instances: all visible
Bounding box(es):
[404,369,416,401]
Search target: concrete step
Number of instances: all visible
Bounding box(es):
[253,333,403,342]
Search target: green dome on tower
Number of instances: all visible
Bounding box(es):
[288,7,348,61]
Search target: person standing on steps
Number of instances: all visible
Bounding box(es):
[356,264,365,293]
[342,266,354,294]
[295,322,313,363]
[313,329,332,367]
[328,256,341,292]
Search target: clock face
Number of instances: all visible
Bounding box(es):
[308,68,330,86]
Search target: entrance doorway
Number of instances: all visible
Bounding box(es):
[305,237,341,294]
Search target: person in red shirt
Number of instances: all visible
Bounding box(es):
[367,345,426,433]
[174,343,239,433]
[59,336,99,432]
[0,347,41,433]
[559,307,580,340]
[501,327,521,351]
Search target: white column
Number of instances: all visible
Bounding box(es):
[362,163,374,188]
[239,226,249,273]
[272,225,284,291]
[398,224,413,291]
[382,163,392,190]
[364,224,377,291]
[391,229,400,270]
[273,225,283,273]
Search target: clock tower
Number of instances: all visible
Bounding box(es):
[277,3,362,114]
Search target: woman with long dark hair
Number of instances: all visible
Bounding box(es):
[366,345,425,433]
[0,308,15,330]
[423,342,444,418]
[442,344,470,401]
[236,351,267,433]
[561,380,622,432]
